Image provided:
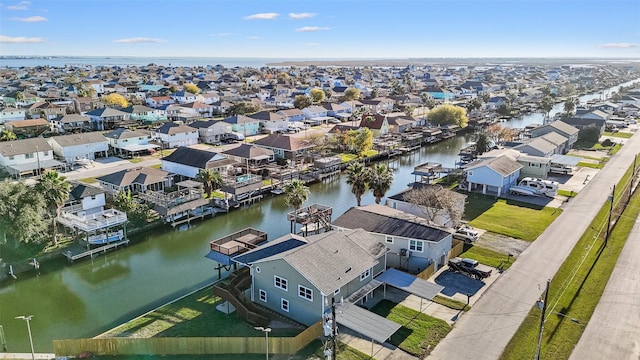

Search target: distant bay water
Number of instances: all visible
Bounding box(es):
[0,56,293,68]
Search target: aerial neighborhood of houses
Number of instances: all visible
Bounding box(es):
[1,61,640,358]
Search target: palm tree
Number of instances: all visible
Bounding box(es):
[563,97,578,115]
[367,163,394,204]
[37,170,70,244]
[539,96,554,120]
[195,169,215,198]
[284,179,309,211]
[210,171,223,192]
[345,162,369,207]
[0,129,17,141]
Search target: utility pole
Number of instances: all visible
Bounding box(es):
[605,185,615,246]
[535,280,550,360]
[331,297,337,360]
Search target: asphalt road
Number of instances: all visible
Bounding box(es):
[430,130,640,360]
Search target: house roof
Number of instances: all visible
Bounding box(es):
[189,119,229,129]
[6,118,49,128]
[253,134,315,151]
[97,166,170,187]
[84,107,128,118]
[548,120,579,136]
[57,114,90,124]
[154,122,196,135]
[277,108,304,117]
[466,155,523,176]
[231,234,309,266]
[332,204,452,242]
[0,137,52,156]
[539,131,568,146]
[161,146,226,168]
[222,115,257,125]
[49,132,107,147]
[104,127,149,139]
[514,137,557,155]
[222,143,274,159]
[323,103,348,111]
[255,228,387,295]
[359,114,387,130]
[249,110,285,121]
[121,105,157,114]
[68,183,105,200]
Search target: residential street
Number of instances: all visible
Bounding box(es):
[430,131,640,360]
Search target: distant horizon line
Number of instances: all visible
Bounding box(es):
[2,55,640,60]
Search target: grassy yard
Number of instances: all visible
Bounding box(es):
[370,300,451,356]
[433,295,471,311]
[557,189,578,198]
[603,131,633,138]
[501,158,640,360]
[296,339,372,360]
[78,177,98,184]
[105,287,301,338]
[464,195,561,241]
[461,245,514,270]
[577,161,603,169]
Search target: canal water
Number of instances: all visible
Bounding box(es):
[1,80,638,353]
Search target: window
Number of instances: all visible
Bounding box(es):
[25,153,34,159]
[259,289,267,302]
[385,235,394,244]
[298,285,313,301]
[281,298,289,312]
[360,269,370,281]
[8,156,14,161]
[334,288,340,295]
[409,240,424,252]
[274,275,288,291]
[43,151,49,156]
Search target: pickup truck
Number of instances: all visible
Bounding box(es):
[452,225,479,244]
[448,257,492,280]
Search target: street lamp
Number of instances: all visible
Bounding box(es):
[15,315,35,360]
[254,326,272,360]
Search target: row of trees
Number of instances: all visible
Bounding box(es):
[345,162,394,206]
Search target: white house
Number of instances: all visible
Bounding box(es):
[103,128,157,157]
[0,138,64,178]
[146,96,175,109]
[461,155,522,196]
[151,122,199,148]
[47,132,109,164]
[161,147,236,179]
[171,91,197,104]
[0,107,26,124]
[190,119,232,145]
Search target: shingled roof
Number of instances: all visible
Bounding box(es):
[162,147,227,168]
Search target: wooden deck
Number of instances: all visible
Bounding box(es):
[61,239,130,262]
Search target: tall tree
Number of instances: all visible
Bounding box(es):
[564,97,577,115]
[226,102,260,116]
[293,95,312,109]
[367,163,394,204]
[402,185,464,227]
[113,190,150,227]
[0,181,48,246]
[310,88,325,103]
[284,179,310,213]
[36,170,71,244]
[184,83,200,94]
[343,88,361,101]
[475,132,490,155]
[103,93,129,108]
[0,129,17,141]
[539,95,555,119]
[427,104,469,127]
[195,169,215,198]
[345,162,369,207]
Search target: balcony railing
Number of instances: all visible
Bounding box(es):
[58,208,127,232]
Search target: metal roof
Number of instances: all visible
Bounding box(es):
[7,159,64,172]
[550,154,582,166]
[335,303,401,344]
[376,268,444,300]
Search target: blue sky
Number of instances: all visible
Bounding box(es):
[1,0,639,58]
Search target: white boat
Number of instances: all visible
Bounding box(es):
[270,188,284,195]
[509,186,539,196]
[87,230,124,245]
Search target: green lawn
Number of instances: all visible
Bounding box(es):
[149,164,162,169]
[501,158,640,360]
[79,177,98,183]
[461,245,514,270]
[340,153,358,163]
[557,189,578,198]
[577,161,603,169]
[603,131,633,138]
[104,287,301,338]
[296,339,372,360]
[433,295,471,311]
[370,300,451,356]
[464,195,561,241]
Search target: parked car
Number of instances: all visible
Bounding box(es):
[452,224,479,244]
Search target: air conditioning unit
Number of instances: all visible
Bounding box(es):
[400,248,409,257]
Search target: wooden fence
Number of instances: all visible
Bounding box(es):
[416,262,436,280]
[53,321,323,356]
[448,239,465,259]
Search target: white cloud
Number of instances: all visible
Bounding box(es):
[113,37,166,43]
[295,26,330,32]
[210,33,231,37]
[247,36,261,40]
[6,1,30,10]
[0,35,44,43]
[600,43,640,49]
[244,13,279,20]
[289,13,316,19]
[11,15,47,22]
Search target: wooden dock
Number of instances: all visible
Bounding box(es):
[62,239,130,262]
